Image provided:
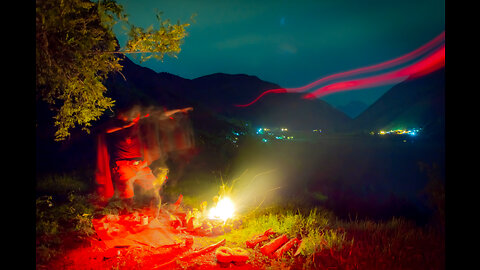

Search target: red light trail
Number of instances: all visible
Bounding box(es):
[235,31,445,107]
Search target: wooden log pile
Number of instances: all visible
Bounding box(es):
[245,228,303,259]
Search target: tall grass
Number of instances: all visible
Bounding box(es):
[209,206,348,257]
[36,167,444,269]
[206,203,444,269]
[36,171,91,196]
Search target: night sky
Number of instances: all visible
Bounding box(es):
[113,0,444,111]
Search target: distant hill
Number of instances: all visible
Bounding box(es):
[336,100,369,119]
[105,57,444,136]
[104,57,192,109]
[105,57,352,133]
[352,68,445,137]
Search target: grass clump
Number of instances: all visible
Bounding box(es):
[36,192,97,238]
[210,205,347,258]
[36,171,91,196]
[36,191,99,265]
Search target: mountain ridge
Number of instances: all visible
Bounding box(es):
[105,57,444,135]
[352,67,445,136]
[105,57,352,132]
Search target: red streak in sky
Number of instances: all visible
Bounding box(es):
[235,88,287,108]
[235,32,445,107]
[304,45,445,99]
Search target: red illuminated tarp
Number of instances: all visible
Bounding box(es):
[92,212,183,249]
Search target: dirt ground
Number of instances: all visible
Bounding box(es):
[39,206,273,270]
[37,204,445,270]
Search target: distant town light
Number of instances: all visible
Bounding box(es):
[375,128,420,137]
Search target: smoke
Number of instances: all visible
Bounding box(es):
[220,141,312,213]
[125,105,196,184]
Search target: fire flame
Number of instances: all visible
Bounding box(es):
[208,197,235,222]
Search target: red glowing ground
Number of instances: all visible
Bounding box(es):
[39,204,444,270]
[41,206,261,269]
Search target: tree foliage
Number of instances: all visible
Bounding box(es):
[36,0,190,141]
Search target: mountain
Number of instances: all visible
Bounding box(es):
[336,100,369,119]
[105,57,352,133]
[105,57,192,109]
[234,92,352,131]
[352,68,445,136]
[189,73,278,108]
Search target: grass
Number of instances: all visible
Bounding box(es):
[36,192,445,269]
[210,206,343,251]
[333,217,444,269]
[36,171,92,195]
[203,203,444,269]
[36,170,445,269]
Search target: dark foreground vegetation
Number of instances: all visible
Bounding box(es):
[36,133,445,269]
[36,191,444,269]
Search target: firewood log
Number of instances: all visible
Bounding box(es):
[293,239,304,257]
[245,228,276,248]
[215,246,249,263]
[153,239,226,269]
[260,234,288,256]
[272,238,299,258]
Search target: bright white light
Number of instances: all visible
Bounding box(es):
[208,197,235,222]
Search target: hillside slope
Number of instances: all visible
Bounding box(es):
[352,68,445,136]
[105,57,352,132]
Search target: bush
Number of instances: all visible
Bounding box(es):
[36,192,97,239]
[36,171,90,196]
[419,162,445,231]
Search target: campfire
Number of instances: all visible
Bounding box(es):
[208,196,235,222]
[87,176,308,270]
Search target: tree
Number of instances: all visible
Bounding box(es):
[36,0,191,141]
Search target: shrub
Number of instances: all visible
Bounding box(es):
[36,171,90,196]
